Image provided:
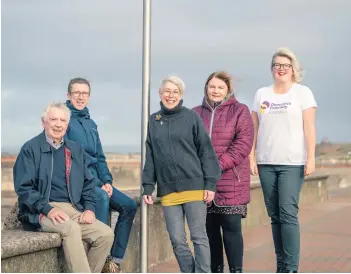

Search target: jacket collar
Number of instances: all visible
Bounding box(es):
[66,100,90,119]
[40,131,52,153]
[45,132,64,149]
[202,95,238,111]
[39,131,77,158]
[160,99,184,116]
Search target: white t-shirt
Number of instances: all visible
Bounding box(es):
[252,83,317,165]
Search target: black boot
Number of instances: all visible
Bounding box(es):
[276,267,286,273]
[229,267,242,273]
[285,271,297,273]
[211,265,224,273]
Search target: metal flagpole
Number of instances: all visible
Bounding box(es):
[140,0,151,272]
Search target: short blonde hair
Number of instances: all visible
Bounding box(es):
[160,75,185,95]
[42,102,71,122]
[271,47,303,83]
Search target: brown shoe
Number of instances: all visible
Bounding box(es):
[102,257,121,273]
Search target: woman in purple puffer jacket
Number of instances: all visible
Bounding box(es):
[193,71,254,273]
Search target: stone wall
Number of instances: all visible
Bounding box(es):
[1,174,331,273]
[1,167,14,191]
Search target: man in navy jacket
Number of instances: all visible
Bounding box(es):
[14,102,114,273]
[65,78,137,272]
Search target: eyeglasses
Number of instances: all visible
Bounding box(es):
[273,63,292,70]
[71,91,90,98]
[162,90,180,96]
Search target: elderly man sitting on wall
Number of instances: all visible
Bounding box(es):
[13,102,114,273]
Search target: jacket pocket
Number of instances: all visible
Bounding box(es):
[232,166,241,182]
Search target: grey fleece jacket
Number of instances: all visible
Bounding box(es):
[142,100,221,197]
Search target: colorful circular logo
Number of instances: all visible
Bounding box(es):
[260,101,270,114]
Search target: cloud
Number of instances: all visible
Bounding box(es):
[2,0,351,151]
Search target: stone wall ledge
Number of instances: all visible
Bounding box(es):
[1,230,61,259]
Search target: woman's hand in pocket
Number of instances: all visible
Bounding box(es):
[204,190,215,203]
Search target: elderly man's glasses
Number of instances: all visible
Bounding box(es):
[273,63,292,70]
[71,91,90,98]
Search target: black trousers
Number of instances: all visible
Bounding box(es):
[206,213,243,270]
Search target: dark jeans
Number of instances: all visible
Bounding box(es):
[95,186,137,261]
[206,213,243,271]
[258,165,304,272]
[163,201,211,273]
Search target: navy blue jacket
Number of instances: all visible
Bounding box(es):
[13,131,95,231]
[65,100,113,187]
[142,100,221,197]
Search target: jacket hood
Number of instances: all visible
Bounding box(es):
[201,95,238,111]
[66,100,90,119]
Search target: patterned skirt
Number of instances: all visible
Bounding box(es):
[207,202,247,218]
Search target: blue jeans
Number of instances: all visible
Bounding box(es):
[258,165,304,272]
[94,186,137,262]
[163,201,211,273]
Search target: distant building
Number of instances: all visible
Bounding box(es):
[316,139,351,167]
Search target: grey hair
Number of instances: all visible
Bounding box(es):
[160,75,185,95]
[271,47,304,83]
[41,102,71,122]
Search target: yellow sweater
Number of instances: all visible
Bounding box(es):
[161,190,204,206]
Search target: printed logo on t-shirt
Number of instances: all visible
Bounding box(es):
[260,101,291,114]
[260,101,270,114]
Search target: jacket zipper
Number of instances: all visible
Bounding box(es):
[167,119,181,190]
[67,183,79,211]
[205,100,240,208]
[40,152,54,231]
[48,149,79,211]
[207,103,219,139]
[78,119,91,151]
[206,101,223,206]
[233,166,241,182]
[209,111,215,139]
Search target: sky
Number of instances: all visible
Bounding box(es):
[1,0,350,153]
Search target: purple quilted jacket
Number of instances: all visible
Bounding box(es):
[193,96,254,206]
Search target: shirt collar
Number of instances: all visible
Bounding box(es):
[45,132,64,149]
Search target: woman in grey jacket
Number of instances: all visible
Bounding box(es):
[142,75,221,273]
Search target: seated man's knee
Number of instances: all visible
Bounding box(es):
[117,197,137,218]
[97,223,114,245]
[126,199,137,216]
[96,189,110,208]
[104,227,114,244]
[61,220,82,238]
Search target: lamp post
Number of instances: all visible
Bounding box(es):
[140,0,151,272]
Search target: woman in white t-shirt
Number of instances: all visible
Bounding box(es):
[250,48,317,273]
